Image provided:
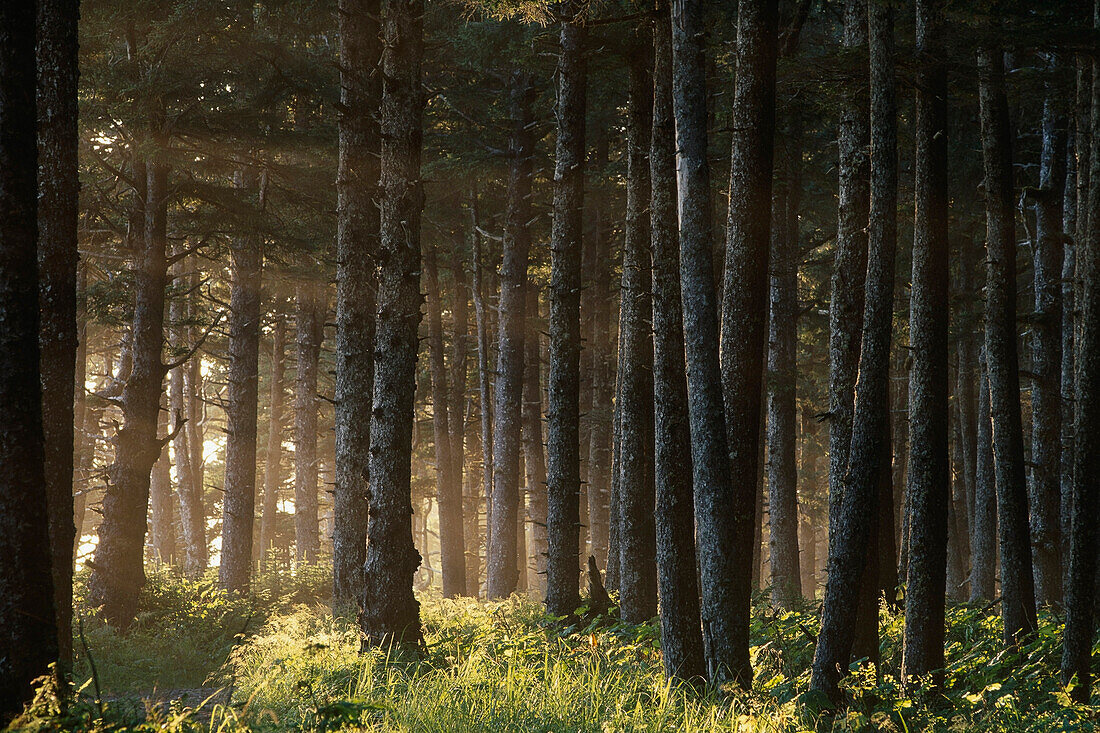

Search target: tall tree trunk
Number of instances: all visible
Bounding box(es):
[799,406,820,598]
[811,2,895,699]
[1030,80,1067,607]
[294,282,323,564]
[671,0,734,684]
[425,241,465,597]
[523,286,548,595]
[259,317,286,567]
[169,274,205,577]
[488,69,534,599]
[333,0,380,606]
[36,0,79,678]
[902,0,950,688]
[545,2,586,619]
[618,25,656,624]
[978,43,1037,643]
[88,139,171,628]
[828,0,870,557]
[717,0,778,687]
[1061,9,1100,700]
[220,168,263,593]
[449,245,472,595]
[470,190,494,576]
[766,108,802,608]
[149,392,174,563]
[359,0,424,647]
[970,345,998,602]
[0,0,57,716]
[651,1,705,680]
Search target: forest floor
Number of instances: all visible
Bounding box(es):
[8,567,1099,732]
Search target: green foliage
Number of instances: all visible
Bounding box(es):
[18,572,1098,732]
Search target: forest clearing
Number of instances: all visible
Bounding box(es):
[1,0,1099,730]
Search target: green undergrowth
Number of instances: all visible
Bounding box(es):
[9,572,1099,732]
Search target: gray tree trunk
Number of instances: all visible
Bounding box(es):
[901,0,950,688]
[970,345,998,602]
[333,0,380,605]
[149,393,174,564]
[470,190,493,580]
[545,2,586,619]
[359,0,424,648]
[978,43,1037,643]
[294,282,323,564]
[523,286,549,595]
[259,317,286,567]
[449,246,472,595]
[717,0,778,688]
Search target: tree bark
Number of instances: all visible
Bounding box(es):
[671,0,735,684]
[0,1,57,716]
[259,317,286,567]
[449,246,472,595]
[717,0,778,687]
[470,190,493,580]
[36,0,79,678]
[149,393,174,564]
[523,286,548,595]
[1061,12,1100,700]
[333,0,381,605]
[1030,79,1067,607]
[220,168,263,593]
[618,25,656,624]
[488,70,534,599]
[651,1,706,681]
[294,281,323,565]
[811,2,895,699]
[970,345,997,602]
[169,271,205,577]
[359,0,424,648]
[978,43,1037,643]
[545,1,586,619]
[88,140,171,628]
[425,241,465,597]
[902,0,950,688]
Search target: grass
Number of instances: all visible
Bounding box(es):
[8,571,1100,732]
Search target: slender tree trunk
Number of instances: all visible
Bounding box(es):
[425,242,465,597]
[170,275,205,577]
[523,286,549,595]
[978,43,1037,643]
[220,168,263,593]
[618,25,656,623]
[970,345,997,602]
[545,2,586,619]
[470,190,494,577]
[1061,12,1100,700]
[799,407,820,598]
[149,393,174,564]
[717,0,778,687]
[360,0,424,647]
[652,2,705,680]
[36,0,79,678]
[488,70,534,599]
[828,0,870,553]
[671,0,735,684]
[333,0,381,606]
[766,108,802,608]
[88,141,171,628]
[902,0,950,688]
[1030,80,1067,607]
[0,1,57,715]
[294,282,323,564]
[811,2,895,699]
[260,317,286,567]
[449,246,472,595]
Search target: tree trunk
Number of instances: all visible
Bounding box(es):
[1061,16,1100,701]
[545,2,586,619]
[1030,80,1067,607]
[828,0,870,557]
[0,1,57,716]
[717,0,778,687]
[766,107,802,608]
[149,393,174,563]
[902,0,950,688]
[333,0,381,605]
[88,143,171,628]
[523,286,549,595]
[618,25,656,624]
[169,273,205,577]
[360,0,424,648]
[651,2,706,680]
[220,168,263,593]
[294,282,323,565]
[488,70,534,599]
[978,43,1037,643]
[425,241,465,597]
[470,190,494,578]
[36,0,79,678]
[671,0,735,684]
[810,2,894,699]
[970,345,998,602]
[449,245,472,595]
[259,317,286,567]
